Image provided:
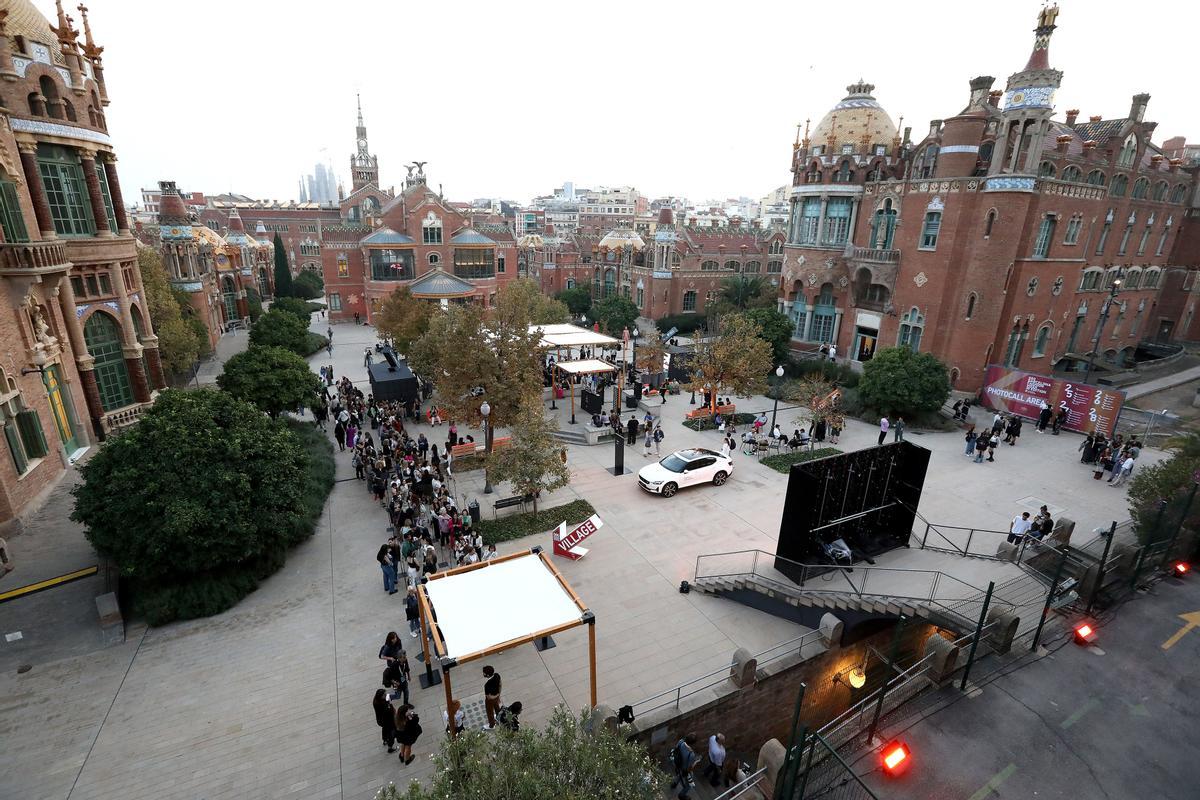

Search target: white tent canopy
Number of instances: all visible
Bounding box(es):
[532,322,620,349]
[554,358,616,375]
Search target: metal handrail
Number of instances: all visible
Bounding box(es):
[629,628,825,718]
[712,767,768,800]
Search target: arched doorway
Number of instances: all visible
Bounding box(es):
[258,267,269,299]
[45,364,80,453]
[221,275,238,324]
[84,312,133,410]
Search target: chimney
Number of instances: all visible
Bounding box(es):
[731,216,742,228]
[1065,109,1079,127]
[1082,140,1097,159]
[968,76,995,107]
[688,217,697,227]
[1089,115,1102,123]
[929,119,943,138]
[1056,134,1072,154]
[1169,158,1183,172]
[1129,93,1150,123]
[1151,154,1164,167]
[988,90,1002,108]
[902,126,912,145]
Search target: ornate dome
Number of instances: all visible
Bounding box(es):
[598,227,645,252]
[2,0,68,65]
[810,80,897,152]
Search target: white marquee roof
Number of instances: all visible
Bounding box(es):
[554,358,617,375]
[532,323,620,349]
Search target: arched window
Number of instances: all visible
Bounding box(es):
[984,209,996,238]
[834,160,854,183]
[1062,165,1082,182]
[744,260,761,273]
[965,293,976,320]
[898,307,925,351]
[1038,161,1057,179]
[1152,181,1168,202]
[1123,269,1141,290]
[0,366,50,475]
[1079,269,1102,291]
[1117,134,1138,167]
[1132,178,1150,199]
[1143,269,1160,289]
[565,277,575,290]
[1032,324,1052,357]
[1110,174,1128,197]
[724,260,740,272]
[671,252,681,268]
[1171,184,1189,204]
[27,91,44,116]
[977,141,995,174]
[0,171,30,243]
[767,260,782,274]
[871,199,898,249]
[602,268,615,297]
[63,99,76,122]
[1086,170,1106,186]
[39,76,62,119]
[810,283,836,342]
[421,216,442,244]
[769,240,784,255]
[682,290,697,312]
[428,252,440,265]
[1033,214,1056,258]
[83,312,134,411]
[36,144,96,237]
[701,260,719,271]
[920,211,941,249]
[917,146,938,178]
[1063,214,1083,245]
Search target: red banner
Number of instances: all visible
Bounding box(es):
[982,365,1125,436]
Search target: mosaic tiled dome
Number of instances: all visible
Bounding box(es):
[810,80,898,151]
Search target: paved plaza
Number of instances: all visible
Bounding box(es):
[0,318,1163,800]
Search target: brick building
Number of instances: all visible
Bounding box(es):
[0,0,161,533]
[779,5,1198,391]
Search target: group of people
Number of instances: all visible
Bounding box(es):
[669,732,739,798]
[877,415,906,446]
[1008,504,1056,544]
[1079,431,1142,487]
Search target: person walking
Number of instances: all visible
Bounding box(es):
[1037,401,1052,433]
[373,689,398,753]
[481,665,502,730]
[877,416,890,446]
[893,416,905,443]
[670,734,700,799]
[334,419,346,451]
[404,588,420,637]
[1008,512,1032,544]
[643,427,654,457]
[394,704,422,764]
[703,733,727,787]
[828,344,837,363]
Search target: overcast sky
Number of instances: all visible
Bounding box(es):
[92,0,1197,206]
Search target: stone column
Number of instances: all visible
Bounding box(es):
[18,142,56,238]
[816,195,829,245]
[79,149,113,237]
[106,257,150,402]
[124,354,151,403]
[101,154,130,233]
[142,341,167,390]
[845,199,859,248]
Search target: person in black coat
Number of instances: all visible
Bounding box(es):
[373,689,397,752]
[626,416,639,446]
[395,704,423,764]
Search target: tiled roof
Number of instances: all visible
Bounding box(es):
[449,228,495,245]
[475,223,515,242]
[1072,119,1125,143]
[362,227,415,246]
[408,269,477,298]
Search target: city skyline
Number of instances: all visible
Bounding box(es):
[99,0,1200,205]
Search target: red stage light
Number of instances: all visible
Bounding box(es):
[1074,622,1097,646]
[881,741,911,775]
[1174,562,1190,576]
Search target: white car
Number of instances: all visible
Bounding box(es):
[638,448,734,497]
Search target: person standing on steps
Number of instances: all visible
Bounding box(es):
[877,415,890,446]
[893,416,905,443]
[481,665,502,729]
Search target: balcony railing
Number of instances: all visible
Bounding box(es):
[101,400,154,435]
[851,246,900,263]
[0,240,71,273]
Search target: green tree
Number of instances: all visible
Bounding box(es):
[271,295,317,322]
[590,294,639,335]
[557,286,592,317]
[787,375,841,437]
[138,246,202,375]
[218,345,321,417]
[294,269,324,298]
[1127,433,1200,545]
[737,307,794,365]
[375,287,432,355]
[272,232,293,298]
[486,405,570,513]
[250,309,312,355]
[381,708,662,800]
[71,389,318,624]
[686,313,773,413]
[499,278,569,325]
[244,286,264,322]
[409,301,542,454]
[858,346,950,415]
[716,274,774,313]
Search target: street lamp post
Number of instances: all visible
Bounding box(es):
[1083,271,1122,385]
[480,400,493,494]
[770,365,785,432]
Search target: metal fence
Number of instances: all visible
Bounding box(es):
[788,732,880,800]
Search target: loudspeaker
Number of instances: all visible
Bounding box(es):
[679,580,691,594]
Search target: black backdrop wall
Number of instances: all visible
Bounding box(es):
[774,441,930,583]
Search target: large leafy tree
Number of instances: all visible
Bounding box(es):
[71,389,312,623]
[375,287,433,355]
[270,295,317,322]
[381,708,662,800]
[499,278,570,325]
[591,294,639,335]
[409,300,542,451]
[557,286,593,317]
[633,333,667,378]
[858,346,950,415]
[137,246,202,375]
[1128,433,1200,545]
[293,270,323,299]
[250,309,312,355]
[686,313,773,413]
[787,375,842,436]
[737,307,794,365]
[272,232,293,298]
[244,286,264,322]
[716,274,774,313]
[486,406,570,513]
[218,345,321,417]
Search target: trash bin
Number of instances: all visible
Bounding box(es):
[624,391,638,409]
[468,500,481,525]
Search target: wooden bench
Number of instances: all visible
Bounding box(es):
[490,436,512,451]
[685,408,710,421]
[449,442,476,459]
[493,493,534,517]
[715,404,737,415]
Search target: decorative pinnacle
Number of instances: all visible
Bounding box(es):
[357,93,363,126]
[77,4,101,56]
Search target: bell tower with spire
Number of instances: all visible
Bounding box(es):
[350,94,379,191]
[989,5,1063,176]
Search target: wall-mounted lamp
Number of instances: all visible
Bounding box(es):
[833,664,867,689]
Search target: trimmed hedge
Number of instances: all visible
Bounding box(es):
[304,332,330,357]
[783,357,860,388]
[476,499,596,545]
[760,447,842,474]
[682,412,756,431]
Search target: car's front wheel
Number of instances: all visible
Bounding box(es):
[660,482,678,498]
[713,471,728,486]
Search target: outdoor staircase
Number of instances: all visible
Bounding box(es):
[552,426,617,446]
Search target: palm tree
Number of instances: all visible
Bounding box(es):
[716,274,772,312]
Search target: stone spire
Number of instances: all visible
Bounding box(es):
[1023,4,1059,72]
